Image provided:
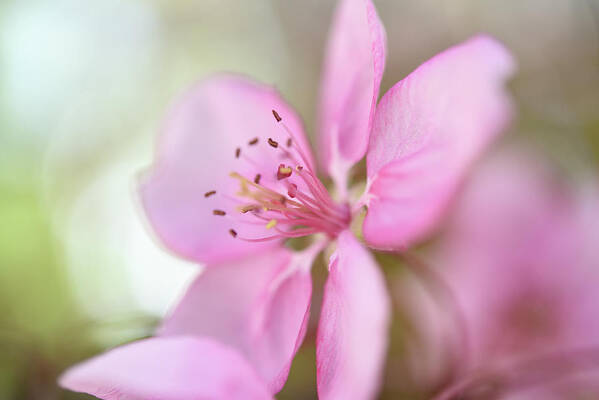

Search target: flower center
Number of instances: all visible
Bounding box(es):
[206,110,351,242]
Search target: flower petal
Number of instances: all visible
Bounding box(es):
[399,151,599,386]
[139,74,315,264]
[316,231,391,400]
[318,0,386,182]
[59,337,272,400]
[158,246,315,394]
[364,35,515,250]
[435,151,599,367]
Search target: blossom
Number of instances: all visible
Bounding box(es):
[399,150,599,398]
[59,0,514,398]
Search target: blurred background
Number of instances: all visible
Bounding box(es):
[1,0,598,399]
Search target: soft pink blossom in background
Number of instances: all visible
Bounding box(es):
[400,149,599,398]
[58,0,514,398]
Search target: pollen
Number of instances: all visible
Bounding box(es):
[266,219,277,229]
[277,164,293,180]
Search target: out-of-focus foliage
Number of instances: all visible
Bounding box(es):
[0,168,92,399]
[1,0,598,399]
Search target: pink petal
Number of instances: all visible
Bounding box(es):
[318,0,386,182]
[363,35,515,250]
[316,230,391,400]
[437,151,599,367]
[139,74,315,264]
[401,151,599,385]
[158,246,315,394]
[59,337,272,400]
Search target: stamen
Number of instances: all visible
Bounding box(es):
[275,227,320,237]
[294,167,345,218]
[226,127,351,241]
[204,190,217,198]
[238,235,281,243]
[237,228,321,242]
[277,164,293,180]
[287,183,297,198]
[241,153,262,169]
[230,172,300,211]
[273,117,313,172]
[240,205,260,213]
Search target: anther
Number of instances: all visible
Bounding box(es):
[254,174,261,184]
[277,164,292,180]
[286,138,292,147]
[272,109,282,122]
[249,137,259,145]
[204,190,216,198]
[213,209,226,216]
[296,165,303,171]
[268,138,279,148]
[240,205,259,213]
[287,183,297,198]
[266,219,277,229]
[229,229,238,238]
[235,147,241,158]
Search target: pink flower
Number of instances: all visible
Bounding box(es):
[399,150,599,398]
[59,0,514,398]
